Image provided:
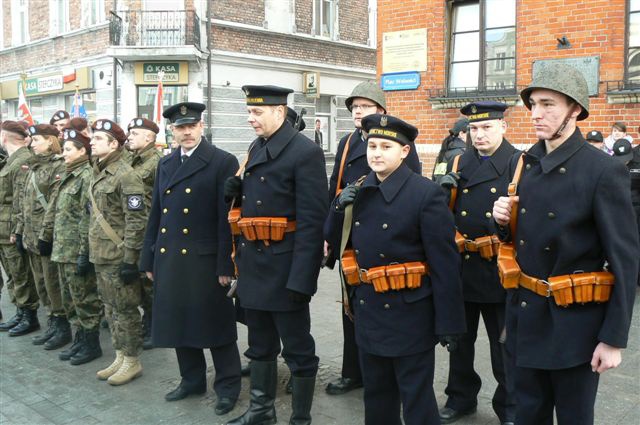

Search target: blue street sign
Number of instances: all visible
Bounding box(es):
[381,72,421,91]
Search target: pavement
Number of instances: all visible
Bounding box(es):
[0,269,639,425]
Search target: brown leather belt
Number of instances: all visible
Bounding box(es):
[455,232,500,259]
[341,251,429,293]
[228,209,296,241]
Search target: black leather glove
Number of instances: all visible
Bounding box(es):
[335,184,359,211]
[76,254,90,276]
[439,335,460,353]
[439,172,461,189]
[119,262,139,285]
[288,289,311,304]
[38,239,53,256]
[15,234,25,254]
[224,176,243,203]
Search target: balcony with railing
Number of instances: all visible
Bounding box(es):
[108,10,203,59]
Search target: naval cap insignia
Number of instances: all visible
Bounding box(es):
[471,105,477,113]
[180,106,187,115]
[380,116,388,127]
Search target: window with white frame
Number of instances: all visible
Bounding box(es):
[368,0,377,47]
[81,0,105,27]
[448,0,516,94]
[265,0,294,33]
[50,0,70,36]
[11,0,29,46]
[313,0,337,39]
[627,0,640,85]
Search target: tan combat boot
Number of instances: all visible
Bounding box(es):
[97,350,124,380]
[107,355,143,386]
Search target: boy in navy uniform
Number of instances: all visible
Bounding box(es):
[438,101,516,424]
[325,114,466,425]
[225,85,328,425]
[493,64,638,425]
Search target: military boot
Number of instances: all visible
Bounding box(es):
[227,360,278,425]
[44,316,72,350]
[60,329,85,361]
[107,355,143,386]
[0,307,23,331]
[32,316,56,345]
[142,312,153,350]
[9,308,40,336]
[70,330,102,365]
[97,350,124,380]
[289,376,315,425]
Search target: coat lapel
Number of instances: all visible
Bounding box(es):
[245,122,297,172]
[166,138,213,189]
[347,129,366,163]
[464,140,516,187]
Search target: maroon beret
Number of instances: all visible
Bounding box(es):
[91,119,127,145]
[62,128,91,154]
[127,117,159,134]
[1,120,29,138]
[50,110,70,125]
[28,124,59,138]
[68,117,88,132]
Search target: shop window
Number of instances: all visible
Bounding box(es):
[313,0,337,39]
[28,98,44,124]
[627,0,640,87]
[448,0,516,95]
[137,86,187,143]
[11,0,29,45]
[81,0,105,27]
[49,0,70,36]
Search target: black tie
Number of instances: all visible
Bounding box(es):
[181,154,188,163]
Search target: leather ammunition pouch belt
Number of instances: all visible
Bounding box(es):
[228,208,296,244]
[497,244,614,307]
[455,231,500,260]
[341,249,429,293]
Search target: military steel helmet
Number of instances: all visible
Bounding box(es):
[520,63,589,121]
[345,81,387,113]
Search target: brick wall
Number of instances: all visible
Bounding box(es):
[338,0,369,45]
[378,0,640,177]
[212,0,265,27]
[295,0,313,34]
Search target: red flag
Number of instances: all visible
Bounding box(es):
[153,73,165,146]
[18,81,34,125]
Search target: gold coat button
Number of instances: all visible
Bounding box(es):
[464,254,470,260]
[462,189,469,194]
[461,211,467,217]
[548,212,556,219]
[463,234,468,238]
[260,176,265,182]
[185,188,191,194]
[181,249,187,255]
[160,248,166,253]
[382,223,388,229]
[379,253,385,258]
[355,249,360,255]
[485,212,492,218]
[257,200,262,206]
[359,299,365,305]
[165,189,171,194]
[544,247,551,251]
[183,208,189,214]
[490,187,497,193]
[384,304,390,309]
[183,228,189,234]
[242,195,246,200]
[355,221,360,227]
[559,167,566,174]
[161,228,166,233]
[163,208,168,214]
[519,240,525,246]
[521,208,526,214]
[245,172,251,177]
[526,164,532,170]
[521,301,527,308]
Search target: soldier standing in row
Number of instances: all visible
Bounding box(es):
[127,117,162,350]
[45,128,102,365]
[438,101,516,425]
[0,121,39,335]
[493,64,638,425]
[140,102,242,415]
[89,119,146,386]
[324,114,466,424]
[16,124,69,350]
[324,81,422,396]
[50,110,71,138]
[225,85,328,425]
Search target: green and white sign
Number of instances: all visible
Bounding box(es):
[20,75,64,95]
[143,63,180,82]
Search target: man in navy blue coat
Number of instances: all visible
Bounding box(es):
[325,114,466,425]
[139,102,241,416]
[438,101,516,425]
[225,85,328,425]
[493,64,639,425]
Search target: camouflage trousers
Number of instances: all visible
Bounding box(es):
[0,244,38,309]
[0,261,13,304]
[58,262,101,332]
[95,264,143,357]
[140,275,153,314]
[28,251,64,316]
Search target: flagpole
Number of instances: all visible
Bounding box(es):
[74,83,80,118]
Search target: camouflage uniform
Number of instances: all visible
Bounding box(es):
[15,153,65,317]
[0,146,38,311]
[89,150,146,356]
[130,143,161,318]
[44,157,100,331]
[0,153,11,304]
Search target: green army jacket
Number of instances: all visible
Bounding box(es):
[16,153,65,251]
[45,159,92,263]
[89,150,146,265]
[0,147,33,244]
[130,142,162,212]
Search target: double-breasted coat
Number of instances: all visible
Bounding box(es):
[500,129,639,370]
[235,122,328,312]
[139,138,239,348]
[448,140,517,302]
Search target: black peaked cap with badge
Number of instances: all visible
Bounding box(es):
[460,101,508,122]
[361,114,418,146]
[242,85,293,106]
[585,130,604,143]
[163,102,206,126]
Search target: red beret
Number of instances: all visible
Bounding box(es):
[127,117,159,134]
[62,128,91,154]
[28,124,59,138]
[50,110,70,124]
[91,119,127,145]
[1,120,29,138]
